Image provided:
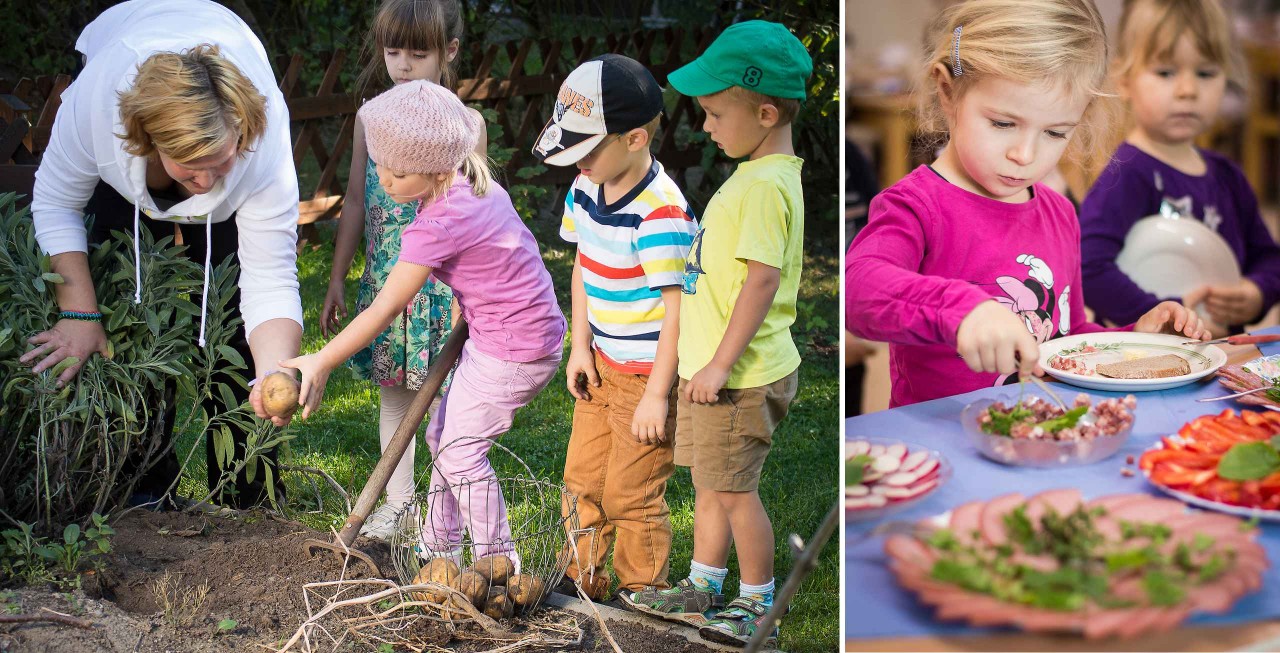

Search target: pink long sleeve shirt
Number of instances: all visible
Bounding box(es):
[845,166,1115,407]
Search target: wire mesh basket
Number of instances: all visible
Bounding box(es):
[389,439,578,619]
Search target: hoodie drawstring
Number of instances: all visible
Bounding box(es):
[131,199,211,349]
[199,217,210,348]
[132,200,142,304]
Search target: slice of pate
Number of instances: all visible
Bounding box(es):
[1096,354,1191,379]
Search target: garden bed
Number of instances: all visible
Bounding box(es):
[0,509,720,652]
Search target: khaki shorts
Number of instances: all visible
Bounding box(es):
[674,369,798,492]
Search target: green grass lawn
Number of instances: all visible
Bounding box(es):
[181,212,839,651]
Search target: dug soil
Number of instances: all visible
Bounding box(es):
[0,509,719,652]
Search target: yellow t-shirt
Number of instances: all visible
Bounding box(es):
[678,154,804,388]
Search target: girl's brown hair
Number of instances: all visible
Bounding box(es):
[1113,0,1246,95]
[358,0,465,98]
[915,0,1114,168]
[117,44,267,163]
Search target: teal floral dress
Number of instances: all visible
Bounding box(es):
[349,158,455,390]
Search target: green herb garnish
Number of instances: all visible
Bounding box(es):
[1036,405,1089,433]
[983,403,1088,437]
[1218,441,1280,481]
[1142,571,1186,606]
[846,454,873,486]
[931,559,994,593]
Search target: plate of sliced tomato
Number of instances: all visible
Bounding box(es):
[1140,409,1280,520]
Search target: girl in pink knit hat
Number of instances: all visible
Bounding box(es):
[282,80,567,569]
[320,0,487,542]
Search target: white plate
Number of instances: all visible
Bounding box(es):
[1116,214,1241,303]
[845,436,950,523]
[1142,438,1280,522]
[1039,332,1226,391]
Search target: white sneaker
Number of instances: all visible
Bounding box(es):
[359,503,412,541]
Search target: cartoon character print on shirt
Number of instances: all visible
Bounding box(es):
[1158,194,1223,233]
[974,253,1073,386]
[682,228,706,295]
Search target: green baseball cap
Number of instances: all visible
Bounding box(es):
[668,20,812,100]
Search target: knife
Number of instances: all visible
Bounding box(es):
[1181,333,1280,346]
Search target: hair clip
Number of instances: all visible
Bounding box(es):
[951,26,964,77]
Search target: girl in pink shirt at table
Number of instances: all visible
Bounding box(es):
[282,80,566,567]
[844,0,1208,408]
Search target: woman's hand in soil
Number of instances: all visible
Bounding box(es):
[319,281,348,339]
[631,393,670,444]
[1135,300,1209,341]
[20,319,110,386]
[955,300,1042,376]
[277,354,332,420]
[565,346,599,401]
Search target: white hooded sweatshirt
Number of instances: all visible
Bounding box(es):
[32,0,303,344]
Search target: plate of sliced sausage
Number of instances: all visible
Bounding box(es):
[884,489,1267,639]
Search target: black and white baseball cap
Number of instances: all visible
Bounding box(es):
[531,54,664,166]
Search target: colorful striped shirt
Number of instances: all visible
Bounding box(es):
[561,159,697,374]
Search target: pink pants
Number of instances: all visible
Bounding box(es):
[420,340,560,568]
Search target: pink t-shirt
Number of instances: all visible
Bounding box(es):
[845,166,1121,407]
[399,176,566,362]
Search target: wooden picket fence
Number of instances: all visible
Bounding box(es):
[0,26,718,226]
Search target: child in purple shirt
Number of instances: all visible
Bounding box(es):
[1079,0,1280,333]
[845,0,1207,408]
[282,81,565,568]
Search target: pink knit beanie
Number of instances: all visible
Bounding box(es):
[359,80,481,174]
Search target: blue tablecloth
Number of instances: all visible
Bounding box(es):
[846,326,1280,640]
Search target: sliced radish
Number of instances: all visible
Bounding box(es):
[847,494,888,510]
[884,464,940,487]
[906,458,939,478]
[880,479,939,500]
[872,454,902,473]
[899,450,930,472]
[885,443,908,462]
[909,467,941,486]
[862,468,886,483]
[848,440,871,456]
[869,444,886,457]
[846,484,870,497]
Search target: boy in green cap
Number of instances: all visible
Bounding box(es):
[619,19,811,647]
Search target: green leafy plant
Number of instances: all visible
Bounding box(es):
[0,193,289,529]
[217,618,238,632]
[0,513,114,588]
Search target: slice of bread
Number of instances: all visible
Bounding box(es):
[1096,353,1191,379]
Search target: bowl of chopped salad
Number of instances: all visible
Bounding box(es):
[960,387,1138,467]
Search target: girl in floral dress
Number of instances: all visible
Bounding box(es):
[320,0,486,540]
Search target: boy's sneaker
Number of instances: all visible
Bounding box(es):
[359,503,410,541]
[618,578,724,626]
[697,597,780,648]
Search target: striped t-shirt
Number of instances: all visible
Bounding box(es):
[561,159,697,374]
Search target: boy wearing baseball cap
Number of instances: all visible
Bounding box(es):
[532,54,697,604]
[619,20,812,648]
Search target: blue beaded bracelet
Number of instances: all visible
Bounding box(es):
[59,310,103,322]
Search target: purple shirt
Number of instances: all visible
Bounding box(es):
[399,176,566,362]
[1080,143,1280,325]
[845,166,1115,407]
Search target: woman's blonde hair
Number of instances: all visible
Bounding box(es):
[916,0,1113,167]
[117,44,267,163]
[358,0,465,98]
[1113,0,1246,95]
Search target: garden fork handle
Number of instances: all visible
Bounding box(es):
[335,320,469,548]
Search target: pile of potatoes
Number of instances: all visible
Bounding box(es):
[411,554,545,620]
